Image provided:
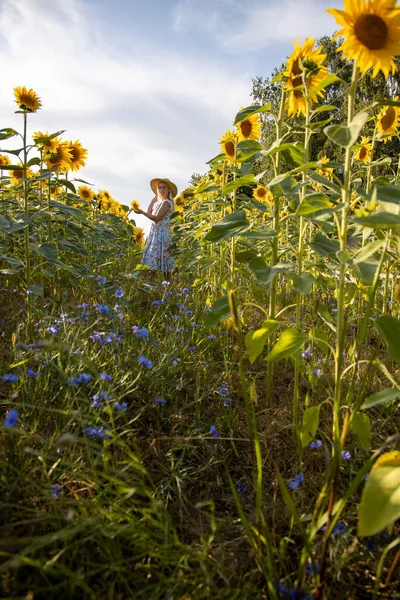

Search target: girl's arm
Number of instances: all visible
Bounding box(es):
[139,200,170,223]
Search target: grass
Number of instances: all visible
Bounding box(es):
[1,257,399,600]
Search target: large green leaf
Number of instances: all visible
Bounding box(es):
[266,142,305,166]
[240,229,276,240]
[300,406,320,448]
[204,295,231,328]
[233,103,271,125]
[58,239,88,256]
[222,175,256,195]
[351,411,371,451]
[361,388,400,410]
[308,232,340,257]
[358,451,400,536]
[324,110,368,148]
[375,314,400,363]
[204,210,250,242]
[353,239,385,263]
[375,184,400,204]
[249,258,292,284]
[296,193,332,217]
[265,328,308,362]
[245,320,279,364]
[288,273,316,294]
[50,200,83,216]
[0,128,19,140]
[353,212,400,228]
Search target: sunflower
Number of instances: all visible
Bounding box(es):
[131,199,140,213]
[10,163,34,185]
[327,0,400,78]
[78,185,95,201]
[134,227,145,246]
[253,185,274,204]
[0,154,11,167]
[355,136,373,162]
[313,155,335,191]
[284,38,329,117]
[376,99,400,141]
[67,140,88,171]
[236,112,262,141]
[13,86,42,112]
[219,130,237,164]
[44,142,73,174]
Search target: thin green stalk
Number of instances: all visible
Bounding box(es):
[266,87,286,407]
[22,111,33,339]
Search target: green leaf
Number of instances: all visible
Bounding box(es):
[248,258,292,284]
[375,314,400,363]
[353,211,400,228]
[235,249,259,263]
[375,184,400,204]
[352,412,371,451]
[36,243,58,261]
[0,254,23,266]
[308,232,340,257]
[310,327,329,356]
[233,103,271,125]
[350,259,379,283]
[0,128,19,140]
[33,130,65,143]
[222,175,256,196]
[305,74,341,100]
[49,200,83,216]
[358,451,400,537]
[289,272,315,294]
[266,142,305,166]
[361,388,400,410]
[300,406,320,448]
[204,210,250,242]
[58,239,88,256]
[27,284,44,297]
[324,110,368,148]
[266,328,308,362]
[196,182,220,194]
[204,295,231,328]
[240,229,276,240]
[311,104,339,117]
[245,320,279,364]
[353,239,385,263]
[296,193,332,217]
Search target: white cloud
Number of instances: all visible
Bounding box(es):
[173,0,342,52]
[0,0,252,233]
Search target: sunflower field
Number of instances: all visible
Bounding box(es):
[1,1,400,599]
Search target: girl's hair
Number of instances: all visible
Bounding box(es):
[156,184,173,201]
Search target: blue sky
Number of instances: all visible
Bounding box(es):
[0,0,342,233]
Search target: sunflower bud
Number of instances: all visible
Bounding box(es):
[393,282,400,303]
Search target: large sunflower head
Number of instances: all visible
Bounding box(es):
[327,0,400,78]
[67,140,88,172]
[236,112,262,141]
[78,185,95,201]
[284,37,329,117]
[134,227,145,246]
[0,154,11,167]
[13,86,42,112]
[355,136,373,162]
[376,99,400,141]
[219,130,237,164]
[44,142,73,174]
[253,185,274,204]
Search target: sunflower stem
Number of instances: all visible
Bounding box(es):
[266,86,286,408]
[22,111,33,340]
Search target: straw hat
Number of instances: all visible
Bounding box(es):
[150,178,178,199]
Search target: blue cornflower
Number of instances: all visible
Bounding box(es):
[205,308,211,314]
[220,331,227,335]
[182,287,189,293]
[209,425,219,438]
[152,300,162,307]
[185,310,193,317]
[301,347,312,359]
[46,326,59,335]
[114,401,128,411]
[100,372,112,381]
[114,288,124,298]
[305,561,320,575]
[288,473,304,490]
[2,373,19,383]
[178,327,184,333]
[236,482,246,494]
[166,291,173,296]
[96,304,111,315]
[341,450,352,460]
[132,326,149,338]
[332,522,347,536]
[77,303,90,309]
[191,323,200,328]
[177,302,186,311]
[3,409,18,428]
[138,355,153,369]
[154,397,166,405]
[96,276,107,285]
[161,281,170,286]
[309,439,323,449]
[51,483,62,499]
[189,346,196,352]
[171,357,180,367]
[207,334,216,339]
[26,368,38,377]
[219,386,229,397]
[85,426,110,439]
[224,397,232,408]
[312,368,322,377]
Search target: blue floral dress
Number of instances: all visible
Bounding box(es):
[142,199,175,272]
